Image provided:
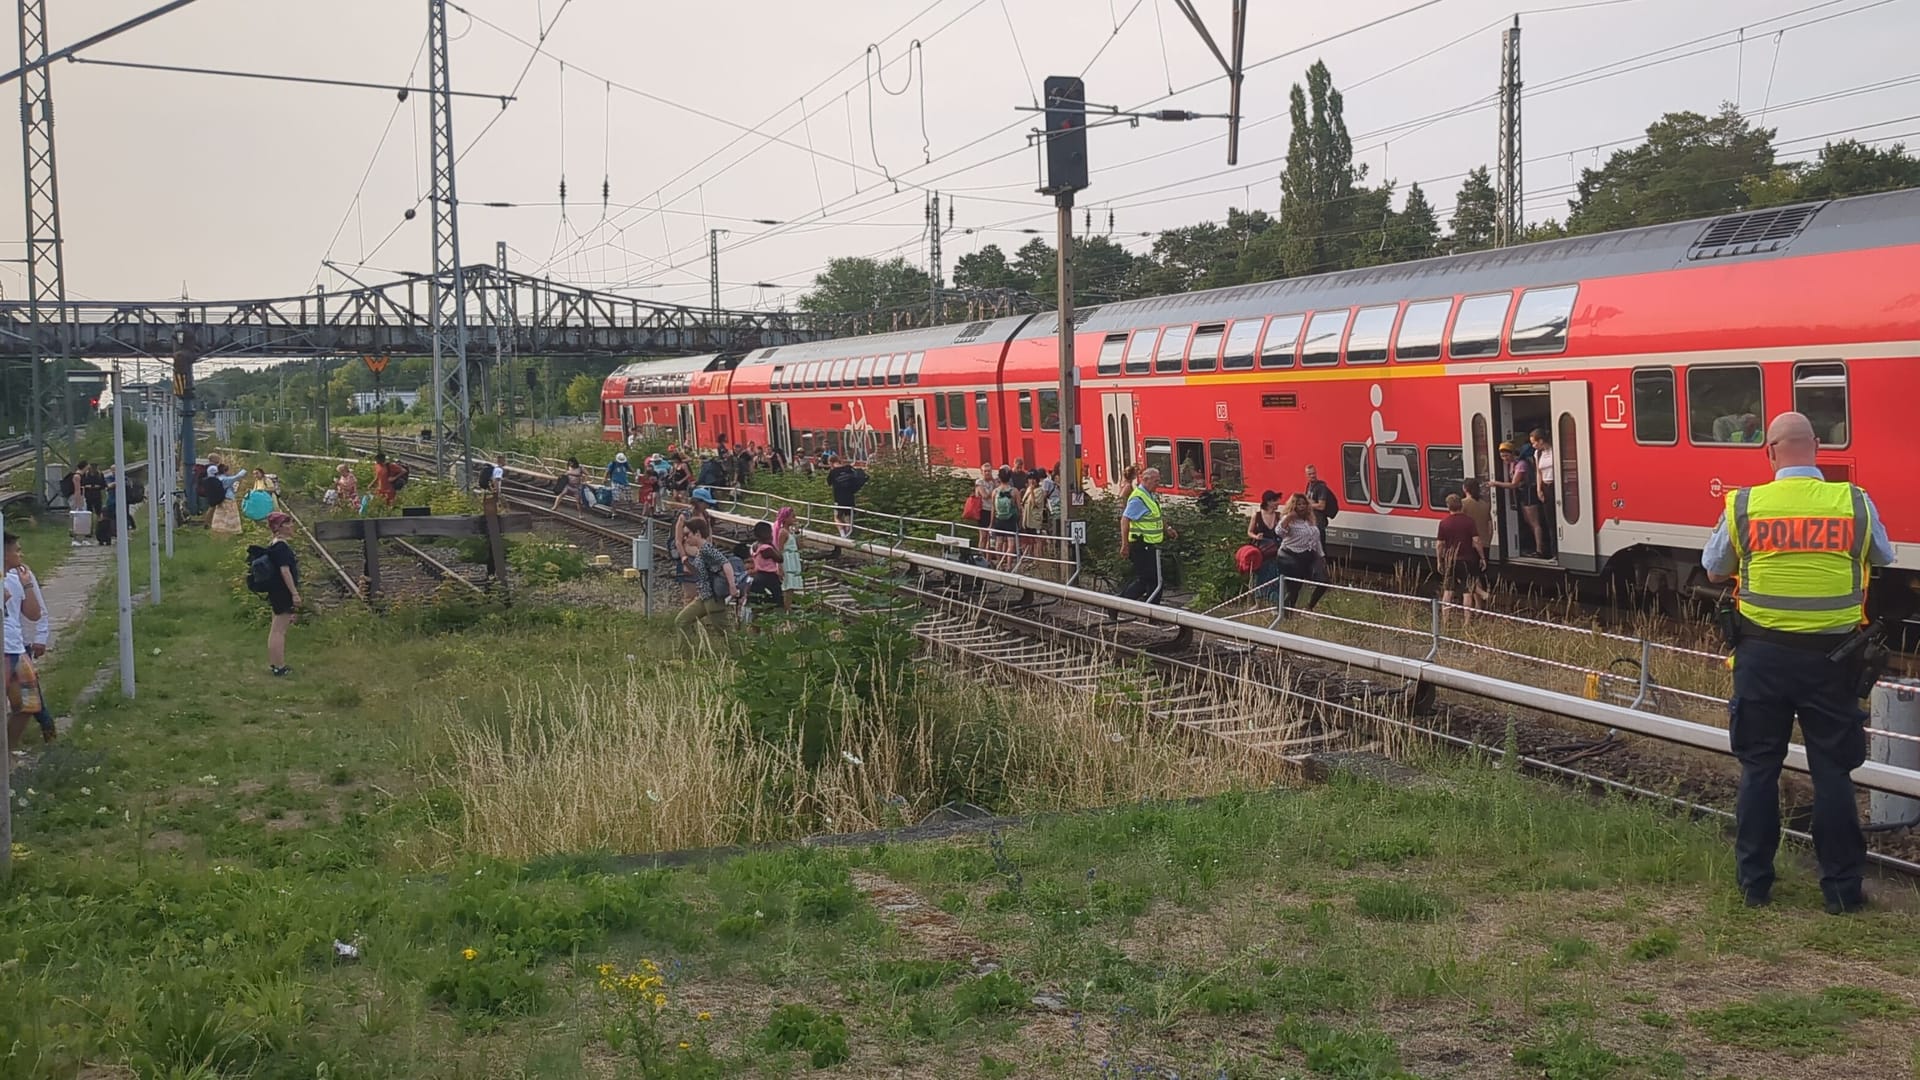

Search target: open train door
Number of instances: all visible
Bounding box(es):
[1457,383,1501,561]
[767,401,793,460]
[1548,380,1598,573]
[676,403,697,451]
[891,397,927,446]
[1100,392,1137,490]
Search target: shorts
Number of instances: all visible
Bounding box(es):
[990,516,1018,537]
[1442,556,1485,594]
[267,589,296,616]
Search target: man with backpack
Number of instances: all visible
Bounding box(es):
[826,453,867,539]
[246,511,301,676]
[673,518,738,638]
[1304,464,1339,551]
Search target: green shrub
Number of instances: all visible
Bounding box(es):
[759,1003,850,1068]
[425,949,547,1029]
[1352,882,1452,922]
[952,971,1026,1019]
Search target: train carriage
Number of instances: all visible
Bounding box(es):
[606,188,1920,616]
[599,353,738,451]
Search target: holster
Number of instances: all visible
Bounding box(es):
[1715,597,1743,651]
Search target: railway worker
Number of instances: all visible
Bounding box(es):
[1703,411,1894,915]
[1117,467,1176,605]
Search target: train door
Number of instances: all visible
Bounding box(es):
[1547,380,1597,572]
[1457,384,1501,562]
[767,401,793,459]
[676,403,697,451]
[891,397,926,443]
[1100,392,1136,489]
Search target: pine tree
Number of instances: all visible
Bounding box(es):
[1449,166,1499,252]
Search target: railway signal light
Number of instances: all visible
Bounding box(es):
[1039,76,1088,196]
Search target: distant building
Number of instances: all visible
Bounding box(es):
[350,390,419,413]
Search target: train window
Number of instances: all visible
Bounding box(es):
[934,393,948,429]
[1687,366,1765,446]
[1341,443,1369,505]
[1096,333,1129,376]
[974,391,990,431]
[1188,324,1224,372]
[1223,318,1262,370]
[737,401,748,424]
[1426,446,1465,510]
[1450,292,1511,359]
[1155,325,1191,374]
[818,360,833,388]
[1511,285,1577,355]
[1471,415,1491,480]
[853,356,872,386]
[905,352,925,385]
[1144,437,1174,483]
[1174,440,1206,490]
[1373,444,1422,509]
[1556,413,1581,525]
[1018,391,1034,430]
[1346,305,1397,365]
[834,359,852,387]
[772,365,785,390]
[1793,361,1849,447]
[1632,368,1677,445]
[1394,298,1451,361]
[1038,389,1061,431]
[886,354,906,386]
[1124,329,1158,375]
[1260,315,1303,368]
[947,392,968,430]
[1301,310,1349,367]
[697,401,706,422]
[1209,439,1243,493]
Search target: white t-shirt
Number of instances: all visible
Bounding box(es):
[1535,445,1556,485]
[2,569,26,655]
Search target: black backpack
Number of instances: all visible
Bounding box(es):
[199,475,226,506]
[245,544,275,593]
[390,463,411,492]
[1316,481,1339,520]
[126,479,145,505]
[58,472,76,498]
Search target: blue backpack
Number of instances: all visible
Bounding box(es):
[242,488,276,521]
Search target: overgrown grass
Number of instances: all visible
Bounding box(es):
[2,526,1916,1077]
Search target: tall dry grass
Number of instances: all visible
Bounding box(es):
[439,660,1287,861]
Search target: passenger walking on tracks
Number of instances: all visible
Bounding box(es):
[487,455,506,499]
[747,521,789,611]
[826,453,867,539]
[1436,493,1485,623]
[674,519,739,637]
[1460,478,1495,604]
[775,506,803,594]
[255,512,301,677]
[1704,411,1895,914]
[81,461,105,516]
[1277,493,1330,611]
[554,457,587,512]
[676,488,718,601]
[607,453,632,503]
[1117,467,1176,605]
[333,464,360,509]
[1303,464,1338,551]
[1247,490,1285,599]
[372,453,398,507]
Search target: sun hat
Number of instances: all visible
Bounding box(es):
[614,452,628,463]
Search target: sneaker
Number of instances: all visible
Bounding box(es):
[270,665,291,677]
[1823,894,1867,916]
[1743,888,1771,909]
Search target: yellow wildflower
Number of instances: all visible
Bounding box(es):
[678,1042,691,1051]
[696,1011,712,1022]
[652,993,667,1010]
[461,948,477,962]
[596,963,615,977]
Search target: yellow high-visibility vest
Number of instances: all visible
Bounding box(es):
[1127,486,1165,545]
[1726,477,1873,633]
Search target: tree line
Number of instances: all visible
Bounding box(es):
[799,60,1920,313]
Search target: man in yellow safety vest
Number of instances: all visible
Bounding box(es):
[1117,467,1178,604]
[1703,411,1894,914]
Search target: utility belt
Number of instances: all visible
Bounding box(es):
[1720,606,1890,697]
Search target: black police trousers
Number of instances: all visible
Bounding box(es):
[1729,636,1868,906]
[1118,543,1165,604]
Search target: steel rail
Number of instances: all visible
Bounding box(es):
[706,509,1920,802]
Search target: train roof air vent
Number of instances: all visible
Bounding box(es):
[955,320,993,342]
[1688,203,1822,261]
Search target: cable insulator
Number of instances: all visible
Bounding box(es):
[559,178,568,204]
[601,178,610,204]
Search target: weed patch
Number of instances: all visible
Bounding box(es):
[1688,986,1912,1056]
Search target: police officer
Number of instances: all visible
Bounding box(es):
[1703,411,1894,914]
[1117,467,1177,604]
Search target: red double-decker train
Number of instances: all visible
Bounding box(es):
[603,189,1920,616]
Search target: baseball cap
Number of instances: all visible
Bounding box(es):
[690,487,718,506]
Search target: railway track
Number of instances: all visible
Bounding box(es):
[333,437,1920,876]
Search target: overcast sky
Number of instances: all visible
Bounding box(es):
[2,0,1913,314]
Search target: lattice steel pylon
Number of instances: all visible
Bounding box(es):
[427,0,471,481]
[1496,15,1523,247]
[16,0,72,497]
